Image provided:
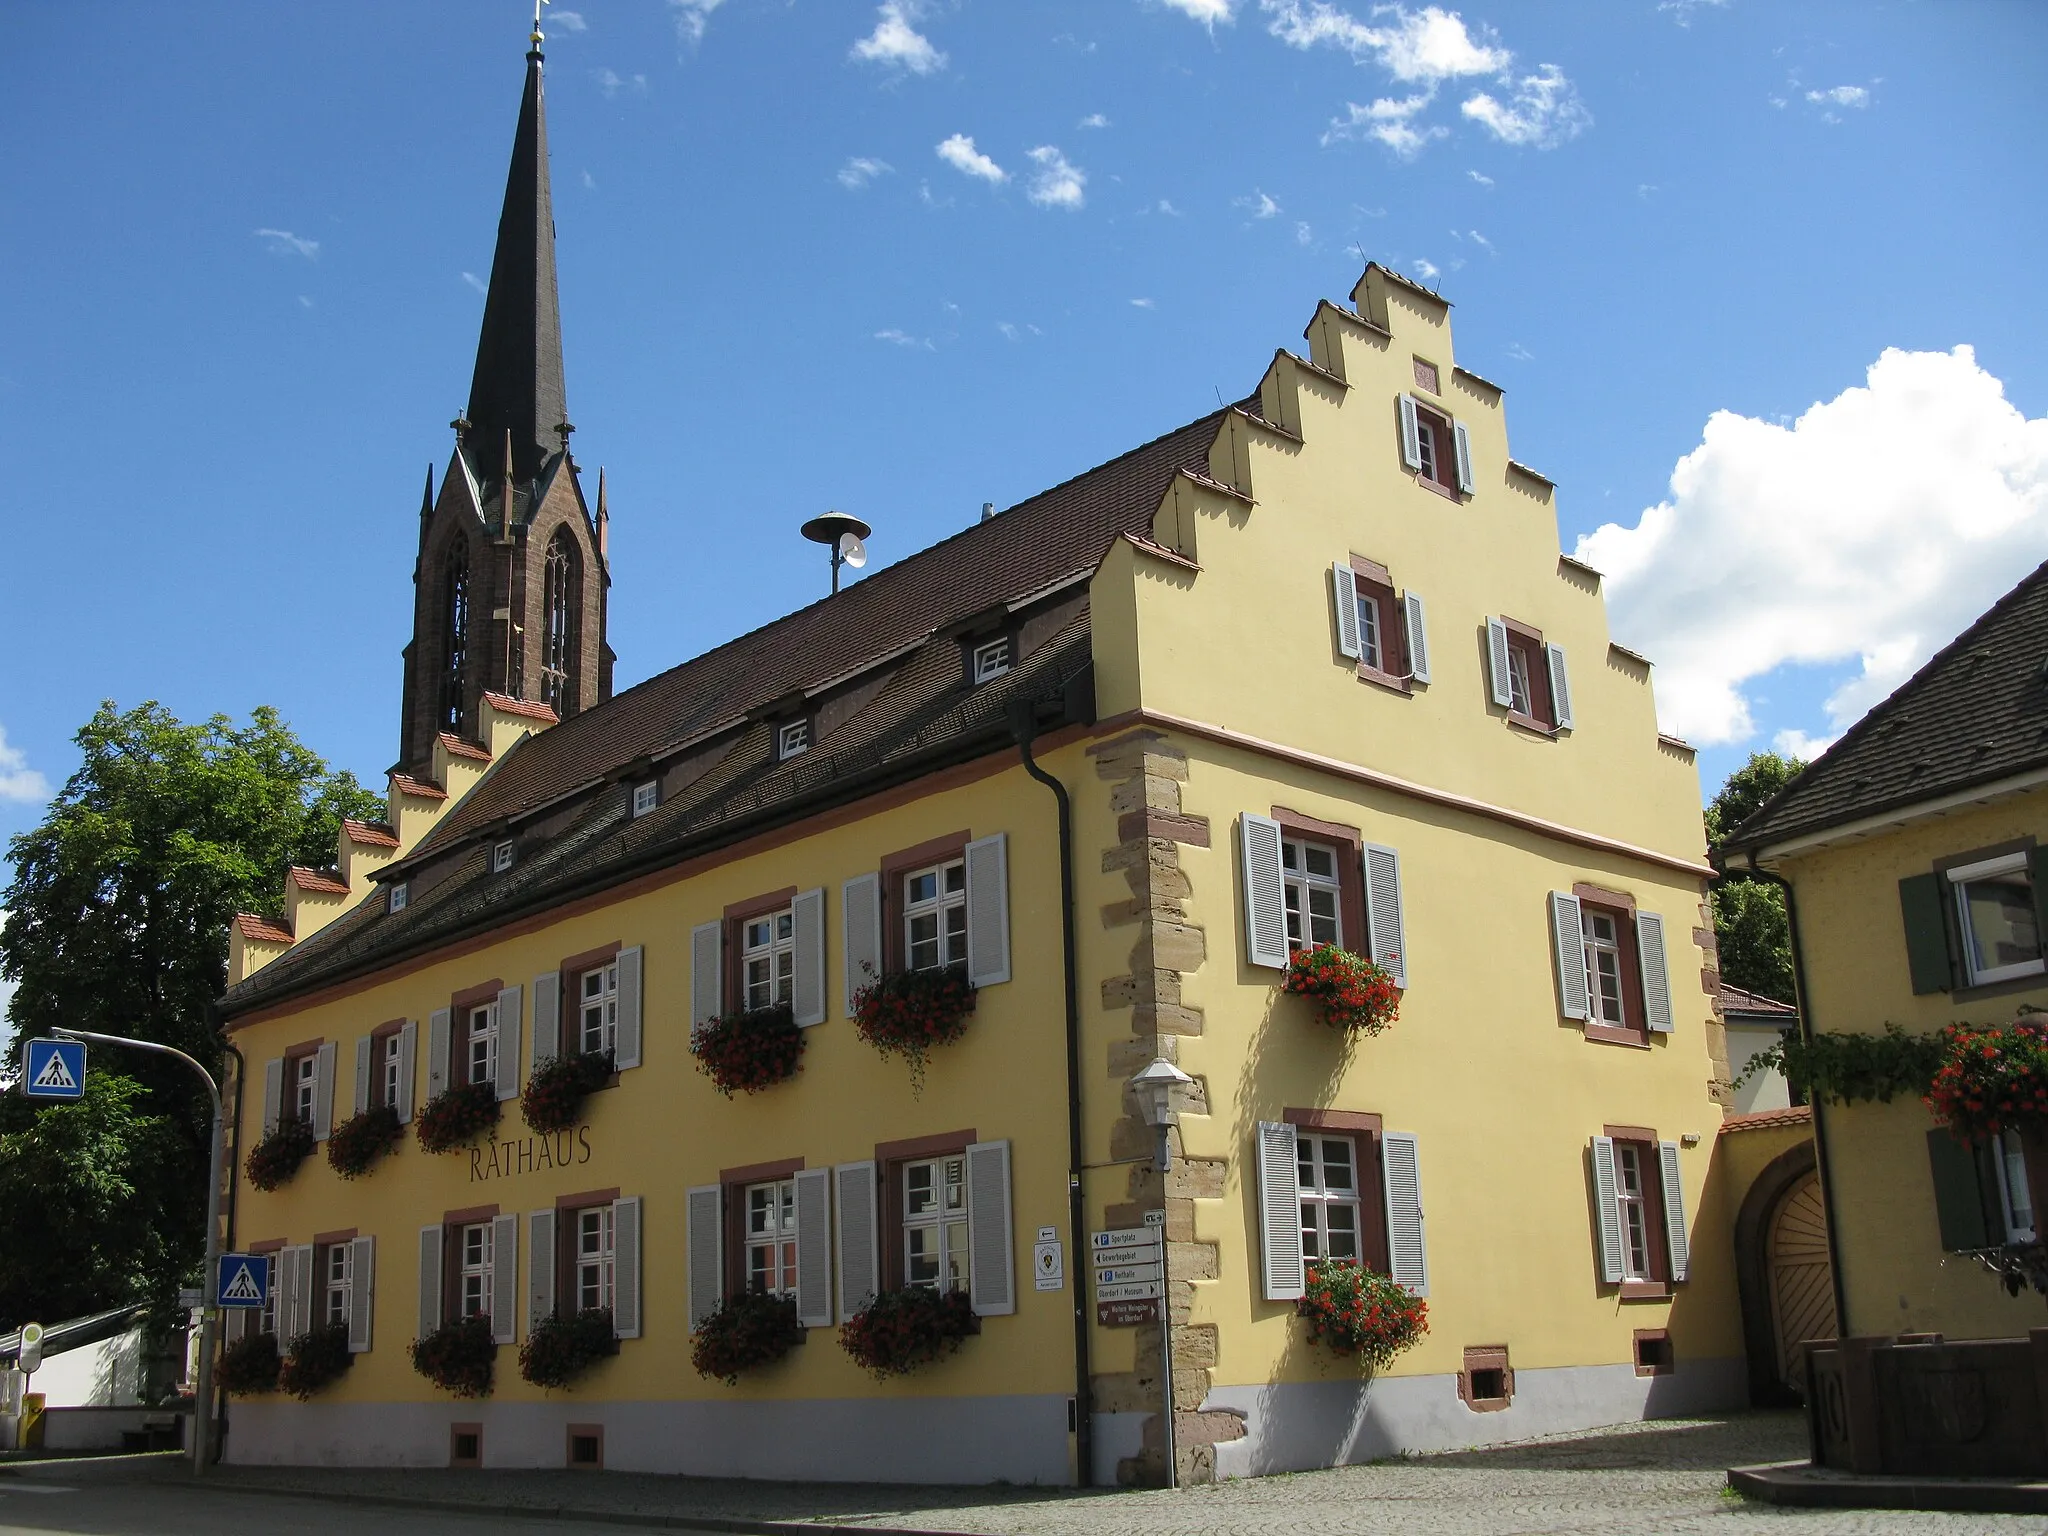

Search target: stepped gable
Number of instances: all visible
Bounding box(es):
[412,400,1240,857]
[1728,558,2048,852]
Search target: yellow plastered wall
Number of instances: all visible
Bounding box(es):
[1777,791,2048,1340]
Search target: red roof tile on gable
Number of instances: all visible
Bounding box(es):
[1718,1104,1813,1135]
[482,692,560,723]
[341,819,401,848]
[1720,982,1797,1017]
[234,913,295,945]
[390,774,447,800]
[287,867,349,896]
[437,733,493,763]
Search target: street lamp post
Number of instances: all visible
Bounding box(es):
[1127,1055,1193,1490]
[53,1027,223,1476]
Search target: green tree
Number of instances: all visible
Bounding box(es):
[0,701,381,1329]
[1704,750,1806,1005]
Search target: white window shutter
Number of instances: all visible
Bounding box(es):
[1590,1137,1625,1284]
[527,1209,556,1331]
[1363,844,1408,987]
[1486,617,1514,709]
[1453,420,1475,494]
[965,833,1011,988]
[396,1020,417,1124]
[612,1196,642,1339]
[690,920,723,1035]
[312,1041,337,1141]
[292,1243,316,1340]
[1550,892,1589,1021]
[835,1161,879,1321]
[793,1167,834,1328]
[1397,394,1422,470]
[1637,912,1674,1033]
[1240,813,1289,970]
[224,1306,249,1345]
[274,1248,293,1339]
[614,946,644,1069]
[1381,1131,1429,1297]
[791,888,827,1027]
[842,873,882,1015]
[417,1224,444,1336]
[686,1184,723,1328]
[1658,1142,1690,1282]
[427,1009,451,1099]
[347,1236,375,1353]
[1331,563,1361,660]
[261,1057,283,1137]
[1403,591,1430,683]
[966,1139,1015,1317]
[494,986,523,1101]
[1547,642,1574,730]
[1257,1121,1304,1301]
[532,972,561,1066]
[353,1037,372,1117]
[489,1213,518,1344]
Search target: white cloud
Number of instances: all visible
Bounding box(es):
[874,328,934,350]
[936,134,1006,183]
[550,9,588,32]
[1772,728,1841,762]
[853,2,947,75]
[593,68,646,97]
[1155,0,1238,25]
[1658,0,1730,23]
[1025,146,1086,209]
[1578,346,2048,747]
[667,0,725,45]
[0,728,49,804]
[1156,198,1183,216]
[1236,189,1281,218]
[1078,112,1111,129]
[1468,169,1493,187]
[1130,297,1157,309]
[461,271,487,294]
[1462,62,1590,147]
[1465,228,1493,251]
[1262,2,1509,82]
[838,156,894,189]
[254,228,318,259]
[1505,342,1533,361]
[581,169,596,190]
[996,321,1020,341]
[1807,85,1870,107]
[1323,93,1446,156]
[1410,256,1439,281]
[1295,221,1314,245]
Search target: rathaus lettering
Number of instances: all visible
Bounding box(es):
[469,1126,593,1183]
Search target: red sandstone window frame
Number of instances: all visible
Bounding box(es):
[1604,1123,1673,1298]
[1346,556,1412,693]
[722,888,799,1014]
[1500,616,1556,733]
[559,941,624,1066]
[875,1129,976,1292]
[878,833,971,975]
[1575,883,1650,1048]
[1271,808,1367,955]
[718,1157,805,1300]
[366,1018,407,1112]
[440,1202,500,1324]
[1283,1108,1391,1274]
[448,979,503,1090]
[1411,399,1459,500]
[555,1185,622,1315]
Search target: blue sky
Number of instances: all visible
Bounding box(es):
[3,0,2045,947]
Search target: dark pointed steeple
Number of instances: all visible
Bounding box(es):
[463,30,567,489]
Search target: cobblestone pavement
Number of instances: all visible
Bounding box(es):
[4,1416,2043,1535]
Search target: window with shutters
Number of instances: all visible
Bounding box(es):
[254,1247,283,1336]
[578,962,619,1055]
[903,1155,970,1293]
[318,1242,354,1328]
[745,1179,798,1297]
[1298,1135,1363,1264]
[1949,852,2045,986]
[291,1050,319,1126]
[1560,885,1656,1046]
[743,909,796,1009]
[1595,1127,1679,1295]
[575,1205,616,1312]
[1330,554,1431,696]
[1583,908,1628,1027]
[1282,838,1344,952]
[1614,1144,1654,1281]
[366,1020,406,1112]
[1413,402,1453,495]
[457,1222,494,1320]
[1492,616,1558,731]
[905,860,968,972]
[463,1002,498,1088]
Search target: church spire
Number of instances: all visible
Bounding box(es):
[463,22,567,489]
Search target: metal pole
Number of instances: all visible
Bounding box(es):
[53,1027,222,1477]
[1156,1121,1177,1490]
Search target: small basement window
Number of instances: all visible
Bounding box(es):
[450,1425,482,1468]
[778,720,810,760]
[567,1425,603,1469]
[388,882,409,914]
[631,781,657,818]
[1634,1329,1675,1377]
[493,840,515,873]
[973,636,1012,683]
[1459,1345,1513,1411]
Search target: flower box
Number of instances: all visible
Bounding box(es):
[416,1080,501,1154]
[216,1330,281,1396]
[520,1049,613,1133]
[1282,944,1401,1036]
[278,1321,353,1399]
[244,1116,316,1191]
[690,1006,803,1097]
[839,1285,977,1378]
[519,1307,618,1389]
[852,966,977,1091]
[326,1104,403,1179]
[411,1313,497,1397]
[1296,1260,1428,1366]
[1926,1019,2048,1146]
[691,1291,803,1384]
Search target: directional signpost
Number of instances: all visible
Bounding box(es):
[22,1039,86,1101]
[217,1255,270,1310]
[1092,1224,1164,1327]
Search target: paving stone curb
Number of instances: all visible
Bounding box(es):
[1730,1461,2048,1515]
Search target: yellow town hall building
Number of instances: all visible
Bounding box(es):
[217,32,1755,1485]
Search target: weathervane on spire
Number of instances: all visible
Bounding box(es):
[531,0,547,51]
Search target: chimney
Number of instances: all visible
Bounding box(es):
[981,501,996,522]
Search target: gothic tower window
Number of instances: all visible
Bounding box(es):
[542,526,580,717]
[441,541,471,733]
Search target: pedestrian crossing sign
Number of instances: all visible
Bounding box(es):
[217,1254,270,1309]
[23,1039,86,1101]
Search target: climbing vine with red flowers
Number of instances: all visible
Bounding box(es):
[1927,1019,2048,1145]
[1282,944,1401,1035]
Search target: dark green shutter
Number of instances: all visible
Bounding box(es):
[1925,1128,2001,1250]
[1898,872,1955,994]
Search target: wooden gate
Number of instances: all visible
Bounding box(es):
[1768,1172,1837,1390]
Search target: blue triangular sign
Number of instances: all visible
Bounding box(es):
[222,1262,262,1302]
[31,1051,77,1092]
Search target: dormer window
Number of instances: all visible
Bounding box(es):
[632,781,658,818]
[388,882,409,914]
[778,721,810,761]
[973,637,1012,683]
[493,840,515,873]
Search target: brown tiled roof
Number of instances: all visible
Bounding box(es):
[1719,981,1797,1018]
[404,401,1237,859]
[234,913,294,945]
[482,692,560,723]
[390,774,447,800]
[286,867,349,896]
[341,819,400,848]
[1719,1104,1813,1136]
[1727,559,2048,853]
[437,733,493,763]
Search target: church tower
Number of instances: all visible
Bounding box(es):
[397,19,612,775]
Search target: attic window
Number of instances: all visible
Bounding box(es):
[778,721,810,761]
[493,840,515,874]
[973,636,1012,683]
[632,781,657,818]
[388,882,409,914]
